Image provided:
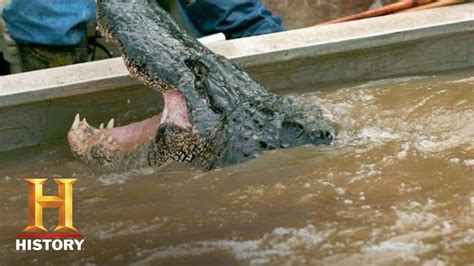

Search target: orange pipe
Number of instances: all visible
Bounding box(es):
[319,0,436,25]
[399,0,466,12]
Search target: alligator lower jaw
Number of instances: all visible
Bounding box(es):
[67,90,192,166]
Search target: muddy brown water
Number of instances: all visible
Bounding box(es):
[0,69,473,265]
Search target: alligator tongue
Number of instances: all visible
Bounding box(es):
[67,89,192,165]
[106,114,162,150]
[107,89,191,148]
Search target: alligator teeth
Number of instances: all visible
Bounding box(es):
[107,118,114,129]
[99,134,106,141]
[99,123,104,129]
[72,113,80,130]
[107,136,113,143]
[82,118,89,127]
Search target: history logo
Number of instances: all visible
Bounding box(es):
[16,179,85,251]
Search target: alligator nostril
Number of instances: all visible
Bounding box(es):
[325,131,333,140]
[258,141,268,149]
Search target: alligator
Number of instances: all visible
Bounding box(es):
[67,0,336,170]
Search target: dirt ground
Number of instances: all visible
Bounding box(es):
[262,0,397,28]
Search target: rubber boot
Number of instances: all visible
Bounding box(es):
[16,39,88,72]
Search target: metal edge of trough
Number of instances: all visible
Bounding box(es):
[214,3,474,68]
[229,20,474,68]
[0,3,473,110]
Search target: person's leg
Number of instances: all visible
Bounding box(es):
[179,0,285,39]
[0,53,8,75]
[16,39,88,71]
[2,0,95,71]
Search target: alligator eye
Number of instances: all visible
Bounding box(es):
[197,65,208,77]
[185,0,196,6]
[184,58,221,113]
[185,57,234,115]
[185,58,209,77]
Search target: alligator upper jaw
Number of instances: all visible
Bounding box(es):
[67,90,192,166]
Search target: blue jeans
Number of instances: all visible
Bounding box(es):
[178,0,285,39]
[2,0,96,46]
[2,0,284,46]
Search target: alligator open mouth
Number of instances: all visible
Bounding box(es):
[67,0,336,170]
[67,90,194,167]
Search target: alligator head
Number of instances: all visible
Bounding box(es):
[68,0,336,170]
